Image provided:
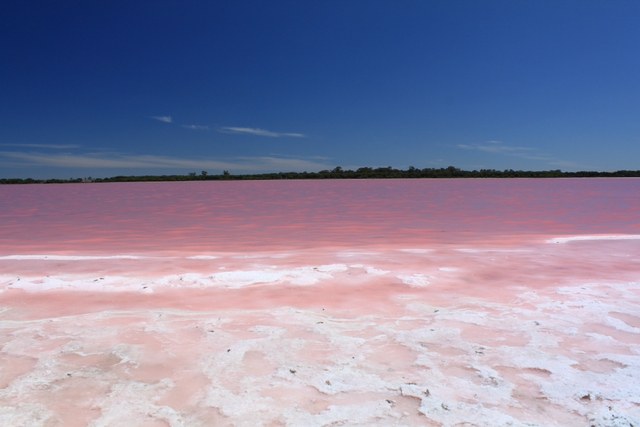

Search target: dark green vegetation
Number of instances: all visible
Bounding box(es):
[2,166,640,184]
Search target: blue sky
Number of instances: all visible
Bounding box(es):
[1,0,639,178]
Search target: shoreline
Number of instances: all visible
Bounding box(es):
[4,168,640,184]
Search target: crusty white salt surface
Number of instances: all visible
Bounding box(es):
[1,179,640,426]
[547,235,640,244]
[1,240,639,427]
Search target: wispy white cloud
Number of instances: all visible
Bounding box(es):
[269,153,330,160]
[547,159,588,169]
[151,116,173,123]
[0,143,79,149]
[0,151,329,172]
[457,140,592,170]
[220,127,305,138]
[458,141,533,154]
[182,125,210,130]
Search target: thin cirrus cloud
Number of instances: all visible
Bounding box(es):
[458,140,549,161]
[150,116,208,129]
[181,125,210,130]
[457,141,592,170]
[151,119,302,137]
[0,151,330,173]
[457,140,534,154]
[220,127,306,138]
[151,116,173,123]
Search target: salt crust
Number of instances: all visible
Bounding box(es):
[1,281,638,426]
[0,255,141,260]
[365,266,390,275]
[88,379,185,427]
[0,264,350,292]
[396,274,430,287]
[547,235,640,244]
[347,265,390,275]
[0,403,60,426]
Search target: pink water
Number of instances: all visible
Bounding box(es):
[0,179,639,426]
[1,179,639,254]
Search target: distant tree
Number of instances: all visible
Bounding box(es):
[332,166,343,173]
[223,170,230,176]
[201,171,208,176]
[188,172,196,177]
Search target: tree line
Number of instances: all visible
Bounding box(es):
[2,166,640,184]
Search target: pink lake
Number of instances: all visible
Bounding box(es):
[0,179,639,426]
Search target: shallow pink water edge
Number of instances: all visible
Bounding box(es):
[1,238,639,427]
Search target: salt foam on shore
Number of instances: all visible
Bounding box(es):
[0,255,142,260]
[0,264,349,292]
[1,240,639,426]
[0,279,638,426]
[547,235,640,244]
